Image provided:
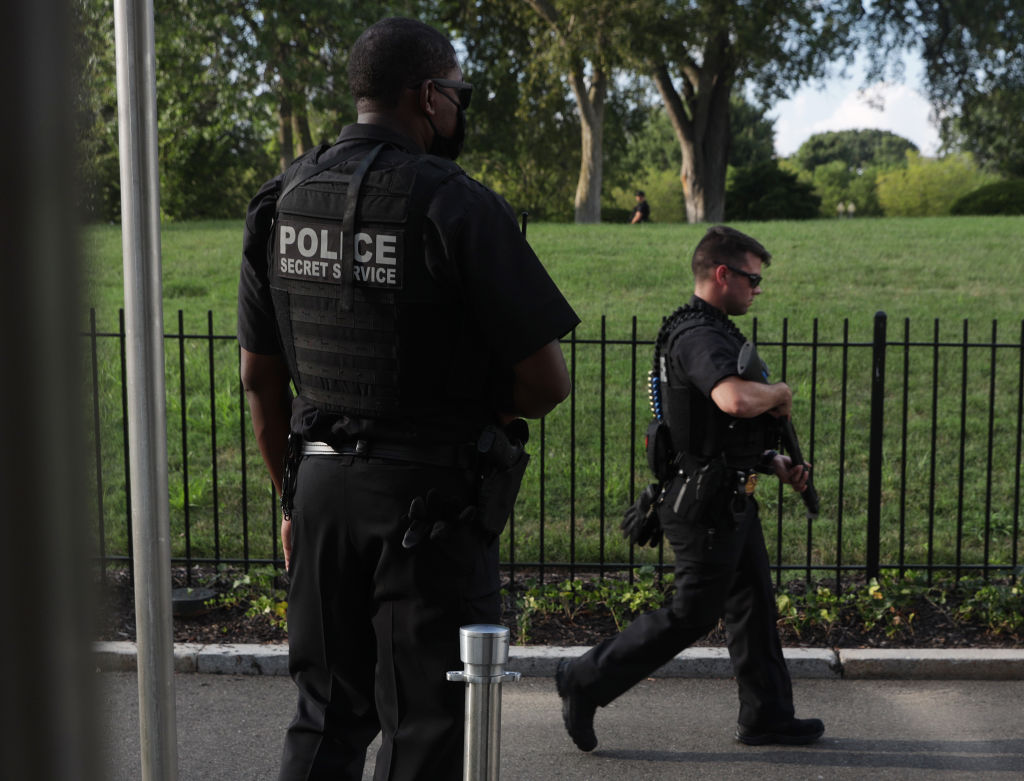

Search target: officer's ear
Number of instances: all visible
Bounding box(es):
[713,264,730,286]
[419,80,439,118]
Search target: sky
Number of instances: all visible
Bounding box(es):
[769,54,941,158]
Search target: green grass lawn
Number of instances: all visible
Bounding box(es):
[84,215,1024,579]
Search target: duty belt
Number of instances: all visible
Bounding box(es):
[302,439,473,468]
[736,470,758,495]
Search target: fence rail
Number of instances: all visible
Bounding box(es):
[86,309,1024,589]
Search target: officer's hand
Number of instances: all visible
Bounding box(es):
[773,454,811,493]
[620,484,662,548]
[281,514,292,571]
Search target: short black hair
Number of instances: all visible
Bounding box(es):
[636,190,645,197]
[691,225,771,280]
[348,18,458,110]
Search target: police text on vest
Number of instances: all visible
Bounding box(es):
[275,217,404,289]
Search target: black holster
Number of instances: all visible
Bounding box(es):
[475,420,530,536]
[280,432,303,520]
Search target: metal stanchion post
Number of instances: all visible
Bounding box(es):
[447,624,521,781]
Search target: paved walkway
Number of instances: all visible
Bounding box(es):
[97,643,1024,780]
[100,672,1024,780]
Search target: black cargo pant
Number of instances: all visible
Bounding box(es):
[278,454,500,781]
[564,489,795,729]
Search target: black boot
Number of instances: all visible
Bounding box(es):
[555,659,598,751]
[736,717,825,746]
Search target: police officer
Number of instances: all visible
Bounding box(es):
[630,190,650,224]
[238,18,579,781]
[555,225,822,751]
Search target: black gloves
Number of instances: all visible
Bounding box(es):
[401,489,478,549]
[620,483,662,548]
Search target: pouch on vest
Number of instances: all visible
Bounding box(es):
[657,455,727,528]
[645,420,676,482]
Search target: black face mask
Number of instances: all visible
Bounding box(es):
[427,91,466,160]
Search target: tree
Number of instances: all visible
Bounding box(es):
[789,158,888,217]
[788,129,918,217]
[634,0,859,223]
[153,0,278,219]
[73,0,413,220]
[944,86,1024,178]
[72,0,120,222]
[450,0,582,220]
[865,1,1024,178]
[604,94,775,223]
[185,1,371,171]
[792,129,918,173]
[519,0,638,222]
[728,95,777,171]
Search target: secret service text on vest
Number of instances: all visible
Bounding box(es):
[277,218,404,288]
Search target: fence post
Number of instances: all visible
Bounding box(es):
[867,311,887,580]
[446,625,521,781]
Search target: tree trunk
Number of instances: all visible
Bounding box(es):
[292,111,314,157]
[277,94,293,172]
[569,66,606,223]
[651,53,732,223]
[677,112,728,223]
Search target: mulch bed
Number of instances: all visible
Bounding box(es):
[95,568,1022,649]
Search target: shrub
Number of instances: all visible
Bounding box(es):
[725,161,821,220]
[601,207,634,223]
[876,152,1000,216]
[950,180,1024,215]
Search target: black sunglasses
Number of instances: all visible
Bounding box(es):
[412,78,473,110]
[723,264,762,288]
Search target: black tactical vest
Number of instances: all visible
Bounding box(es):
[268,142,486,433]
[654,301,772,471]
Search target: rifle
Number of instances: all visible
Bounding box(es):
[737,341,820,519]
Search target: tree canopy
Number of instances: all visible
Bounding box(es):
[632,0,860,222]
[74,0,1022,223]
[792,129,919,173]
[864,1,1024,178]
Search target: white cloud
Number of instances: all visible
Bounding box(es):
[770,57,941,158]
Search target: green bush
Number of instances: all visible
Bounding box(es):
[600,207,634,223]
[876,152,1000,216]
[725,161,820,220]
[950,180,1024,215]
[789,159,886,218]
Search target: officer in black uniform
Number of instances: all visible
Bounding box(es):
[630,190,650,223]
[237,18,579,781]
[556,225,823,752]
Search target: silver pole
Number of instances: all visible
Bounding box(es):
[447,625,521,781]
[113,1,177,779]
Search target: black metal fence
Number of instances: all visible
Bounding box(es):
[86,309,1024,588]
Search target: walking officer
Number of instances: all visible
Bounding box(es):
[556,225,823,751]
[237,17,579,780]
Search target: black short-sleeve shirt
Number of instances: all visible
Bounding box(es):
[668,296,745,397]
[237,124,579,435]
[632,201,650,222]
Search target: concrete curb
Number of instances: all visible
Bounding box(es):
[837,648,1024,679]
[94,642,1024,680]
